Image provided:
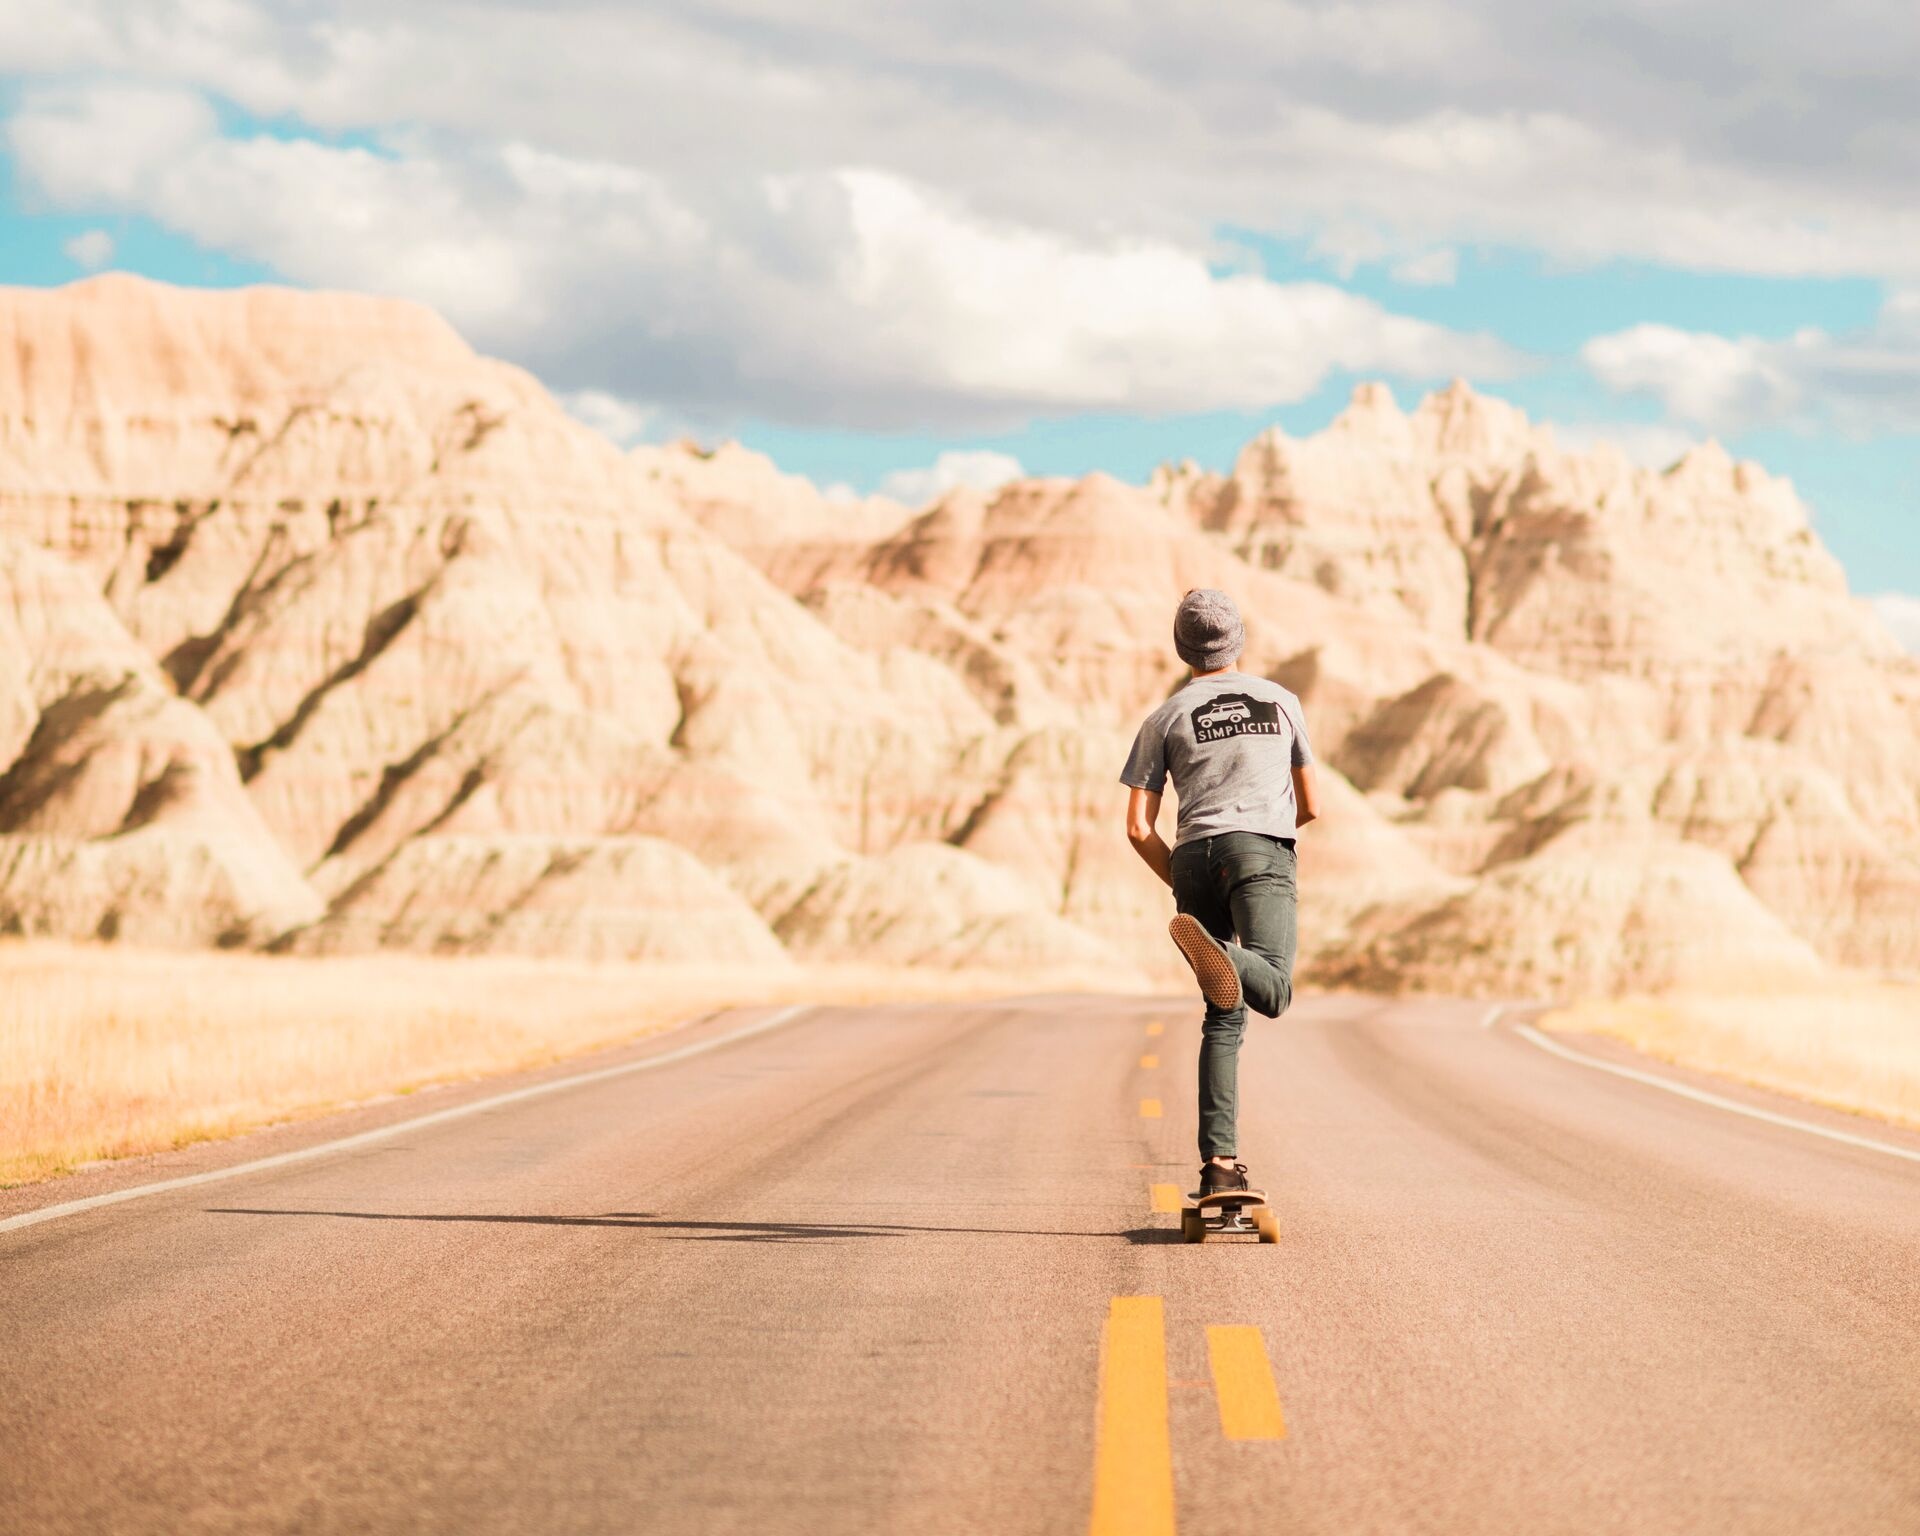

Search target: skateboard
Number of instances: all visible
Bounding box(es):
[1180,1189,1278,1244]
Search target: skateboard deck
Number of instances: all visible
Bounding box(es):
[1180,1189,1278,1244]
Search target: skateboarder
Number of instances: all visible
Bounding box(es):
[1120,589,1318,1199]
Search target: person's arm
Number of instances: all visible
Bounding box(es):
[1292,763,1319,828]
[1125,787,1174,889]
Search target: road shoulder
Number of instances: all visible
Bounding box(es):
[0,1004,806,1221]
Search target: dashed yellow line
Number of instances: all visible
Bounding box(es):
[1149,1183,1182,1213]
[1145,1021,1164,1037]
[1089,1297,1176,1536]
[1206,1326,1287,1440]
[1140,1054,1159,1070]
[1139,1098,1162,1119]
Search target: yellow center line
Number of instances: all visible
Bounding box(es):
[1089,1297,1176,1536]
[1149,1183,1182,1213]
[1140,1054,1159,1069]
[1206,1326,1287,1440]
[1139,1098,1162,1119]
[1146,1022,1165,1037]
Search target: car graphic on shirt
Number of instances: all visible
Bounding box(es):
[1189,691,1285,742]
[1196,699,1253,729]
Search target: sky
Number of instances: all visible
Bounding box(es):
[2,1,1917,645]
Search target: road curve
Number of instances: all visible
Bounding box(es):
[4,994,1918,1534]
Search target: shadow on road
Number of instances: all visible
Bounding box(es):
[209,1207,1177,1243]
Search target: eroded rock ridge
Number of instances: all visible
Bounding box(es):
[4,276,1915,993]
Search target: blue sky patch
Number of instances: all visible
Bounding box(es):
[1,103,1914,598]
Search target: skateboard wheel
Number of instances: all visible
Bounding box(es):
[1180,1209,1204,1244]
[1255,1210,1279,1244]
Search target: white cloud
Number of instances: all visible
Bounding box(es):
[9,0,1920,289]
[1582,292,1920,435]
[1871,593,1920,655]
[7,85,530,325]
[15,4,1920,438]
[1580,325,1800,433]
[62,227,115,271]
[833,171,1515,415]
[0,1,306,117]
[878,450,1026,506]
[1550,421,1699,471]
[4,84,1518,430]
[559,389,656,447]
[1389,248,1458,287]
[8,82,214,203]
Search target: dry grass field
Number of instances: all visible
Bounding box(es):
[16,938,1915,1189]
[0,942,1143,1186]
[1546,976,1920,1132]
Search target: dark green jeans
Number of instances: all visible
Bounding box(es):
[1169,831,1298,1160]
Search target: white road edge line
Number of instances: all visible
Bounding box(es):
[0,1004,813,1237]
[1510,1020,1920,1169]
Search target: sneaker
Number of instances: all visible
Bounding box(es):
[1169,913,1243,1010]
[1199,1159,1251,1196]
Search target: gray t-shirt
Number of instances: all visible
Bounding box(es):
[1119,672,1314,846]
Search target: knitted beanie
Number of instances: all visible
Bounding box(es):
[1173,588,1245,671]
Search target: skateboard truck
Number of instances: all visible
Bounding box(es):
[1180,1190,1279,1244]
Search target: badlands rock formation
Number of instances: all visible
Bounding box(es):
[3,274,1917,993]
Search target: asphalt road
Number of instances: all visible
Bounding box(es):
[5,994,1919,1535]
